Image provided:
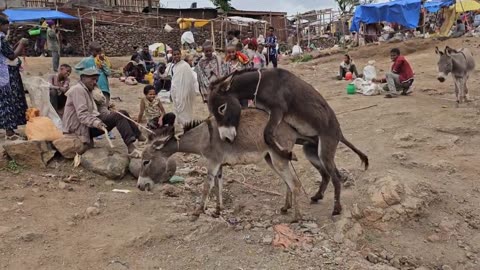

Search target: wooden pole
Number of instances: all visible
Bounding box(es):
[91,15,95,41]
[77,8,86,56]
[296,13,300,45]
[211,20,216,50]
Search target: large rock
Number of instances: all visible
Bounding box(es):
[3,140,55,168]
[52,136,84,159]
[0,148,8,168]
[80,148,130,180]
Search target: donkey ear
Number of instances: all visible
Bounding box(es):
[220,73,235,92]
[218,102,227,116]
[435,46,442,55]
[152,133,172,150]
[445,46,451,57]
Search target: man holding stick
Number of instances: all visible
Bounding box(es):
[62,68,145,156]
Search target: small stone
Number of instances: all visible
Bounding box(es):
[66,221,75,226]
[367,253,380,264]
[58,181,68,190]
[262,236,273,245]
[391,258,401,268]
[160,184,181,197]
[244,223,252,230]
[439,218,457,232]
[363,207,385,222]
[333,233,344,244]
[392,151,408,161]
[381,184,402,206]
[441,265,453,270]
[105,180,115,187]
[19,232,41,242]
[394,133,413,141]
[86,207,100,216]
[351,203,363,219]
[32,188,40,193]
[346,223,363,241]
[427,234,440,242]
[244,209,252,215]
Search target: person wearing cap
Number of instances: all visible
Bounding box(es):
[194,40,224,102]
[63,68,145,156]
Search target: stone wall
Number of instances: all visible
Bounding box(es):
[8,23,223,56]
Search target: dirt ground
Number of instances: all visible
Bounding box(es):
[1,37,480,270]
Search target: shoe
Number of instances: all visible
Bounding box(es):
[95,135,104,140]
[108,131,116,140]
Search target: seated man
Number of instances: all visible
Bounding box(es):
[49,63,72,117]
[140,45,155,72]
[372,48,414,98]
[337,54,360,80]
[153,62,171,93]
[124,53,147,83]
[451,19,466,38]
[63,68,145,156]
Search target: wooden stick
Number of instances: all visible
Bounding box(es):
[231,178,281,196]
[337,104,378,115]
[102,128,114,148]
[115,111,156,134]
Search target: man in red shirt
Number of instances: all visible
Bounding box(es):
[373,48,414,98]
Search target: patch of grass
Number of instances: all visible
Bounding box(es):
[292,54,314,63]
[3,160,23,174]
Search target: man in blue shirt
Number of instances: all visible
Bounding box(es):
[265,26,278,68]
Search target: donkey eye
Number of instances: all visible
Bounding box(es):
[143,160,151,166]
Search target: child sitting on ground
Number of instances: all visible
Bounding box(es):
[137,85,176,131]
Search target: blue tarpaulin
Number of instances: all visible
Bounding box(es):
[3,9,77,22]
[350,0,422,32]
[424,0,455,13]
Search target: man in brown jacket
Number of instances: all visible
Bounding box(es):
[63,68,144,156]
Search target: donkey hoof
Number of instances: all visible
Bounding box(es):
[310,195,323,203]
[332,207,342,216]
[280,207,289,214]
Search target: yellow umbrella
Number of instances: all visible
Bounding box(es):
[456,0,480,12]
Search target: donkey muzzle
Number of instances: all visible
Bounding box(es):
[437,72,447,83]
[137,176,155,192]
[218,126,237,143]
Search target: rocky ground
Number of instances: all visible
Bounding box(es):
[1,37,480,270]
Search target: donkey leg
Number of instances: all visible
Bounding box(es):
[265,154,291,213]
[464,74,471,102]
[194,163,220,217]
[454,78,461,106]
[270,153,303,222]
[264,110,293,160]
[318,136,343,216]
[303,143,331,203]
[214,166,224,215]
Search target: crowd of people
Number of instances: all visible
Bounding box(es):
[0,13,416,157]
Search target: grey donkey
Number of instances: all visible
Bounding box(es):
[137,109,328,222]
[436,46,476,106]
[208,68,369,216]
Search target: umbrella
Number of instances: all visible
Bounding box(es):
[456,0,480,12]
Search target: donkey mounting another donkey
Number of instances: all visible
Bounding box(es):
[435,46,476,106]
[208,68,369,216]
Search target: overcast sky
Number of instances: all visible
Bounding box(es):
[161,0,339,14]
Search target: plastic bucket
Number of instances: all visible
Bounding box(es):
[346,83,356,95]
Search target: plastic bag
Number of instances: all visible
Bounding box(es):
[363,61,377,82]
[292,45,303,56]
[23,76,63,130]
[181,31,195,45]
[157,90,171,104]
[353,78,382,96]
[25,108,63,141]
[125,76,138,85]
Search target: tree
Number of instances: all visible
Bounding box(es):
[335,0,376,14]
[211,0,233,12]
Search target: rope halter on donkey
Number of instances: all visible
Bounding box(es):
[253,69,263,106]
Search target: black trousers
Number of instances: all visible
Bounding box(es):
[89,110,141,145]
[147,112,176,130]
[266,54,278,68]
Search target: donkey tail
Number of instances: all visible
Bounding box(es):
[340,135,369,170]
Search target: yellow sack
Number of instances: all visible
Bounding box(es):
[25,108,63,141]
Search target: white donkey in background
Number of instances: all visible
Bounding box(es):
[435,46,476,106]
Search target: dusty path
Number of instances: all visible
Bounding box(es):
[1,37,480,270]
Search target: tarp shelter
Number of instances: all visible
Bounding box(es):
[176,18,210,30]
[456,0,480,12]
[350,0,422,32]
[424,0,455,13]
[3,9,77,22]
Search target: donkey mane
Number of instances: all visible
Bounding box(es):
[183,119,206,132]
[209,68,259,89]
